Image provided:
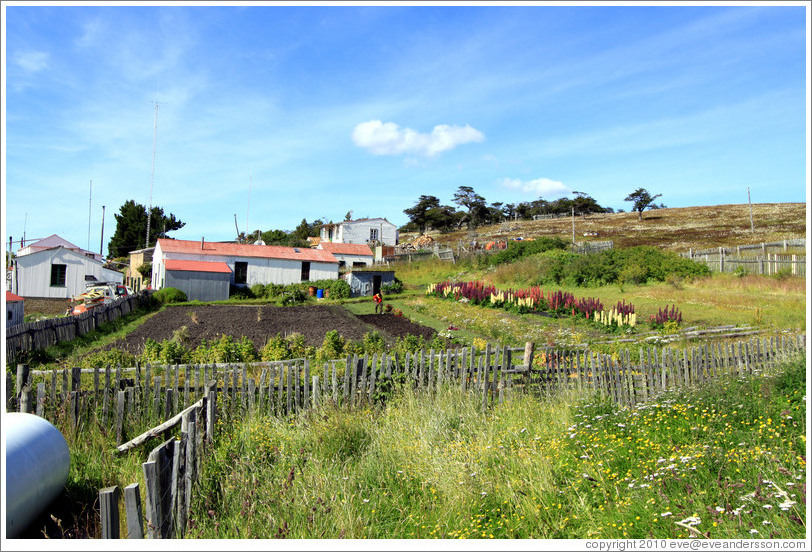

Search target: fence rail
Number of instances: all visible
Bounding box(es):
[6,333,805,538]
[684,238,805,257]
[5,292,153,364]
[682,251,806,277]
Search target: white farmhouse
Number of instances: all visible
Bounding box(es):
[316,242,374,269]
[319,218,399,247]
[151,238,339,301]
[10,246,124,299]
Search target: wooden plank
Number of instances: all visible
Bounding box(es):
[124,483,144,539]
[247,378,256,412]
[172,432,186,537]
[99,486,121,539]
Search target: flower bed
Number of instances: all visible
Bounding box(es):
[426,280,638,329]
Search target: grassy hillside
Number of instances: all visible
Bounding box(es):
[401,203,807,253]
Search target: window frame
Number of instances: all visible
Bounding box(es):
[234,261,248,285]
[50,263,67,287]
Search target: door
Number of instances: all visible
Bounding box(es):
[372,275,382,296]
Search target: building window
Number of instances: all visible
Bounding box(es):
[301,261,311,282]
[370,228,379,241]
[50,264,67,287]
[234,262,248,284]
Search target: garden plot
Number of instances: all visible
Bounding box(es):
[103,304,436,355]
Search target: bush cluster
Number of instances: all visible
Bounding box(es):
[527,245,710,287]
[482,236,569,267]
[231,279,352,302]
[153,287,187,304]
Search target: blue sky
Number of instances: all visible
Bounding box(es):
[2,2,809,256]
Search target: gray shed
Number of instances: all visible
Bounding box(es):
[343,270,396,297]
[163,260,232,302]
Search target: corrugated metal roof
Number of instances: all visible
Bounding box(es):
[165,260,233,273]
[6,291,24,302]
[157,239,338,263]
[318,242,374,256]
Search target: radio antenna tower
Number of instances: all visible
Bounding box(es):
[246,167,253,237]
[145,98,161,248]
[88,179,93,251]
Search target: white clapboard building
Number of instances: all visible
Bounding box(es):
[151,238,339,301]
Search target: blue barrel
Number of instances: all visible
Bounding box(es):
[316,289,324,299]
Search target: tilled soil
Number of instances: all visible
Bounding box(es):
[356,313,437,342]
[107,304,435,355]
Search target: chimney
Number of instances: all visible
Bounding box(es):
[201,237,205,250]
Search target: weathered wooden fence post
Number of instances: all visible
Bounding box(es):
[99,486,121,538]
[124,483,144,539]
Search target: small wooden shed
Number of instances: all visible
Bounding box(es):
[6,291,25,327]
[342,270,396,297]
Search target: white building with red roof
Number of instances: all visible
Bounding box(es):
[316,242,374,269]
[151,238,339,301]
[6,291,25,327]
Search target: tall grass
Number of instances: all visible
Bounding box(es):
[187,352,806,539]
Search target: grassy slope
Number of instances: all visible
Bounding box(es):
[401,202,807,253]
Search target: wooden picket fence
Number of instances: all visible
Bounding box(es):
[5,292,154,364]
[6,332,806,538]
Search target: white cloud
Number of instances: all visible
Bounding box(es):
[14,51,49,73]
[499,177,570,198]
[352,120,484,157]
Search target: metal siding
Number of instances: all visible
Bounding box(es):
[6,302,24,327]
[164,271,230,302]
[13,248,122,298]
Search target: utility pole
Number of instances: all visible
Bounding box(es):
[88,180,93,251]
[100,206,106,258]
[747,187,755,233]
[571,206,576,244]
[146,98,162,248]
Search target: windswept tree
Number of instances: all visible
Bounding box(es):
[403,195,460,233]
[624,188,663,221]
[452,186,488,228]
[107,200,185,258]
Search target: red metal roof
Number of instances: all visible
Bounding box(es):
[158,239,338,263]
[165,260,233,274]
[6,291,24,302]
[318,243,374,256]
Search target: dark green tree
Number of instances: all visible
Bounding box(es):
[107,200,185,258]
[452,186,488,228]
[403,195,441,233]
[624,188,663,221]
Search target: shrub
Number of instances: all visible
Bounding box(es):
[329,279,351,299]
[487,237,569,266]
[193,334,258,363]
[80,348,137,369]
[281,286,308,305]
[362,331,386,354]
[153,287,187,304]
[394,334,427,356]
[261,334,290,361]
[250,283,268,298]
[315,330,346,363]
[381,279,404,294]
[618,264,648,286]
[140,337,192,365]
[229,285,255,300]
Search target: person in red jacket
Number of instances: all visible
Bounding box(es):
[373,291,383,314]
